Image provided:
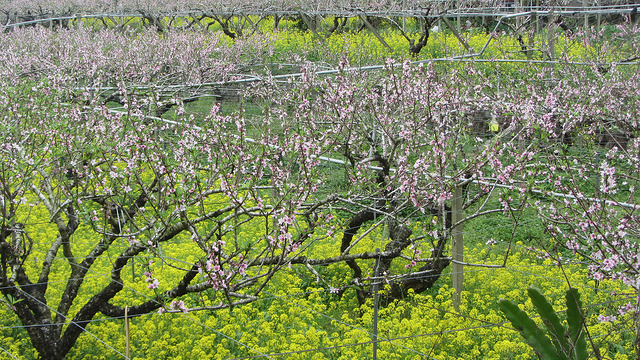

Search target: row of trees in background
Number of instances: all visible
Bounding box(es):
[0,8,639,360]
[2,0,632,14]
[2,0,638,60]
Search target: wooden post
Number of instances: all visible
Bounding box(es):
[125,306,130,359]
[452,186,464,310]
[372,248,381,360]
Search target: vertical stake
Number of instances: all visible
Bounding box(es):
[528,11,536,60]
[548,5,556,62]
[125,305,130,359]
[456,1,461,34]
[452,186,464,310]
[402,0,406,32]
[583,0,589,28]
[372,248,381,360]
[596,0,602,31]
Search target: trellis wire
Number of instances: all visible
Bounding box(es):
[1,201,632,357]
[16,291,128,359]
[0,344,19,360]
[260,289,436,359]
[71,56,640,93]
[106,108,640,212]
[2,4,639,29]
[3,10,639,357]
[1,259,633,358]
[225,291,632,359]
[0,260,630,329]
[0,245,271,359]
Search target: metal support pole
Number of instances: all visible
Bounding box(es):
[597,0,602,31]
[441,16,472,52]
[452,186,464,310]
[548,6,556,61]
[299,12,324,42]
[583,0,589,28]
[359,15,392,51]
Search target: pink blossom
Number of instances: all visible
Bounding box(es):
[147,279,159,290]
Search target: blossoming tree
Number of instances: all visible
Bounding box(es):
[1,14,640,359]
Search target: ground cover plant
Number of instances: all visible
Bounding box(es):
[1,240,635,359]
[1,3,640,359]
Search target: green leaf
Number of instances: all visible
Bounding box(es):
[565,288,588,360]
[499,299,562,360]
[528,287,570,358]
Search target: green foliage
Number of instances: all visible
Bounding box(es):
[499,287,589,360]
[499,296,561,359]
[565,289,588,360]
[529,287,571,358]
